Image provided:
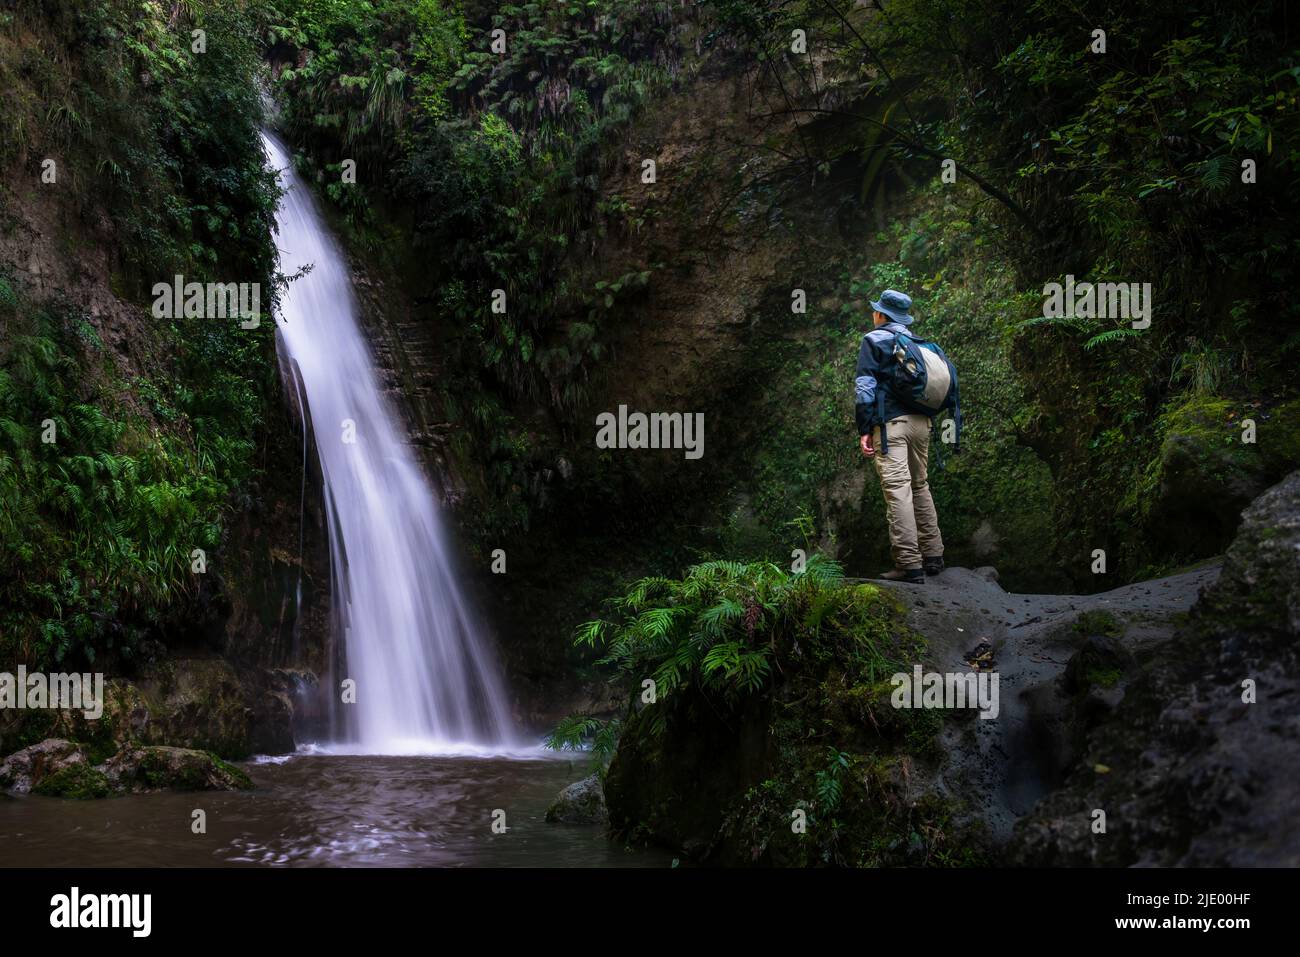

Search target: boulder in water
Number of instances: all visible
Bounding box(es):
[546,773,608,824]
[0,739,89,794]
[0,738,252,797]
[103,746,253,793]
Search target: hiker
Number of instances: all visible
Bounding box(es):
[853,289,961,585]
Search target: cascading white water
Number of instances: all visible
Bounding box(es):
[262,131,516,754]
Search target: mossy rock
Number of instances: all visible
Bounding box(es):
[1010,470,1300,866]
[2,670,260,765]
[1133,395,1292,560]
[0,738,87,793]
[545,773,608,824]
[104,745,254,792]
[1194,468,1300,640]
[3,737,254,798]
[1259,397,1300,475]
[54,680,149,762]
[32,763,112,800]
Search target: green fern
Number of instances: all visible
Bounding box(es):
[548,553,904,762]
[1083,327,1146,350]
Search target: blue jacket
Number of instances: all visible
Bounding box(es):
[854,321,913,435]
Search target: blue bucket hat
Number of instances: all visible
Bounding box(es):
[871,289,914,325]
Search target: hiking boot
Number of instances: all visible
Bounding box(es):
[923,555,945,576]
[879,567,925,585]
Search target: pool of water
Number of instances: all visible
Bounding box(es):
[0,751,669,868]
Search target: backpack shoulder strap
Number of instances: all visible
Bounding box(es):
[885,322,933,344]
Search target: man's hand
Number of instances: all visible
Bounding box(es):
[860,433,875,458]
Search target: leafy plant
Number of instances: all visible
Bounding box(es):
[550,555,910,759]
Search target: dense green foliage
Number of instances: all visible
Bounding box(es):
[264,0,1299,583]
[552,556,984,864]
[700,0,1299,578]
[265,0,684,538]
[0,287,277,667]
[549,555,890,759]
[269,0,673,391]
[1,0,278,290]
[1,0,1293,863]
[0,1,280,668]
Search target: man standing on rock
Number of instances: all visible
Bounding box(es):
[853,289,959,585]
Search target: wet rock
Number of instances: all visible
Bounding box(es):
[0,739,87,794]
[246,668,314,755]
[249,687,296,755]
[280,669,327,742]
[545,773,608,824]
[605,684,772,859]
[43,680,150,763]
[0,664,309,765]
[1009,470,1300,866]
[102,746,253,793]
[0,684,137,762]
[33,762,113,799]
[1,739,252,797]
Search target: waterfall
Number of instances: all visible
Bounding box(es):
[261,131,517,754]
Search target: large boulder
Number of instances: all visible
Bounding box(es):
[1009,469,1300,865]
[1136,396,1300,560]
[600,580,983,866]
[0,738,253,798]
[102,745,253,793]
[0,739,88,794]
[545,773,609,824]
[604,685,774,859]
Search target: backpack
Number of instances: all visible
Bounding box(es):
[874,328,962,453]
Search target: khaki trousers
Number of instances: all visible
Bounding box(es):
[871,414,944,569]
